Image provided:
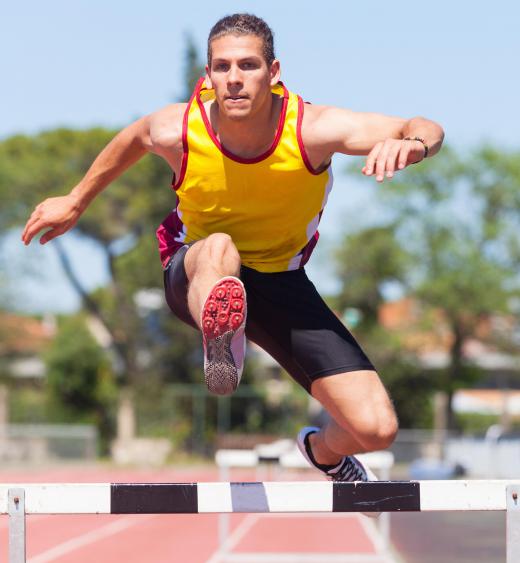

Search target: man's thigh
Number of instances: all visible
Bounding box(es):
[163,243,200,329]
[242,266,375,393]
[311,369,397,430]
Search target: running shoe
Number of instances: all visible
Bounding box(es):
[201,276,247,396]
[297,426,381,518]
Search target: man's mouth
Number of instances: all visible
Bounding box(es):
[226,95,248,101]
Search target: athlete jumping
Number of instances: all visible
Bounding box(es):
[22,14,444,495]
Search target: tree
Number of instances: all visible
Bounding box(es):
[339,145,520,430]
[0,37,208,389]
[177,32,206,102]
[334,225,435,428]
[335,224,410,327]
[45,314,117,449]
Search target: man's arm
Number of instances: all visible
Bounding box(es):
[22,104,185,245]
[304,106,445,182]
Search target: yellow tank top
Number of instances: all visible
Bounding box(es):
[156,78,333,272]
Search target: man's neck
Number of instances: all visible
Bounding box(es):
[208,94,282,159]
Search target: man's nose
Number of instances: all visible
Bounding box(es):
[227,64,243,85]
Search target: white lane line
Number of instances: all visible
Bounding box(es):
[27,515,154,563]
[358,515,400,563]
[205,514,260,563]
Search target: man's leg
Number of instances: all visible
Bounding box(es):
[184,233,241,326]
[183,233,247,396]
[308,370,398,466]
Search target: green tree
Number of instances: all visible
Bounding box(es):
[334,225,434,427]
[340,145,520,430]
[0,38,208,389]
[45,314,117,448]
[177,32,206,102]
[335,224,410,327]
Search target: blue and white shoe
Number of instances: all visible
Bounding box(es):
[297,426,380,517]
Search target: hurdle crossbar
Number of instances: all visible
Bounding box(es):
[2,480,520,562]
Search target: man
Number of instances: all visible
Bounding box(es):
[22,14,444,494]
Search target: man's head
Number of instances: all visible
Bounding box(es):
[207,13,275,67]
[205,14,280,121]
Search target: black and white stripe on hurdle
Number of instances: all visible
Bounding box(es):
[2,480,520,514]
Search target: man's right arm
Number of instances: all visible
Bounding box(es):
[22,104,185,246]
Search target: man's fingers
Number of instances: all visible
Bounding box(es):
[39,229,55,245]
[364,143,383,176]
[22,219,40,244]
[40,226,66,245]
[384,145,402,178]
[22,214,38,241]
[23,219,50,245]
[398,144,412,169]
[375,143,392,182]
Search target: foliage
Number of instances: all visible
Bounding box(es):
[177,32,206,102]
[335,224,410,327]
[44,314,117,451]
[339,145,520,429]
[45,315,116,413]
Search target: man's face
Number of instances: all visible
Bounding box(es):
[206,34,280,121]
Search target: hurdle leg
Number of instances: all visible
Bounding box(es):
[8,488,26,563]
[507,484,520,563]
[378,460,391,549]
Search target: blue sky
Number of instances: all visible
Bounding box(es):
[2,0,519,312]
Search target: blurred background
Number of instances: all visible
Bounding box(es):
[1,1,519,562]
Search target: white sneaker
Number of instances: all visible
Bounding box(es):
[297,426,380,518]
[201,276,246,396]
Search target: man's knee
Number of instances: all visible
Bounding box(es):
[335,405,399,452]
[202,233,239,261]
[357,413,399,451]
[188,233,240,274]
[312,370,398,451]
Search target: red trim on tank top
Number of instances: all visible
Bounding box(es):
[196,81,289,164]
[172,77,203,191]
[299,230,320,267]
[296,95,331,176]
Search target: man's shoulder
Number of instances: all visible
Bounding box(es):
[302,104,356,127]
[301,104,357,148]
[149,103,189,152]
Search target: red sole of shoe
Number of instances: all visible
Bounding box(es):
[201,278,245,339]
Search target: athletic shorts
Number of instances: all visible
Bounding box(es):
[163,245,375,393]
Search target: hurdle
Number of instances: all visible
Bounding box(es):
[2,480,520,562]
[215,447,395,561]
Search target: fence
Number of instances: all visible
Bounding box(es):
[0,424,98,463]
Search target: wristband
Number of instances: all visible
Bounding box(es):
[404,136,429,158]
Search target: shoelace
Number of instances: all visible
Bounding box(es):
[329,456,367,482]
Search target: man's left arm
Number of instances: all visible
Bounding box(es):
[313,108,445,183]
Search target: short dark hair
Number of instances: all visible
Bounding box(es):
[207,13,275,66]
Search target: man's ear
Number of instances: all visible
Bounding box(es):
[269,59,281,86]
[205,65,212,88]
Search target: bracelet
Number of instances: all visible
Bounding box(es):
[404,136,429,158]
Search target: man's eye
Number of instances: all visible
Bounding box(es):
[214,64,228,71]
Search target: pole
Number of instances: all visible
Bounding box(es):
[507,484,520,563]
[8,488,26,563]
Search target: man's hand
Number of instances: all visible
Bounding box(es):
[22,194,82,245]
[362,138,426,182]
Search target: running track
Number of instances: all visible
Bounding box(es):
[0,465,394,562]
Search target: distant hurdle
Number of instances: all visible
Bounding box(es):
[2,480,520,562]
[214,447,395,561]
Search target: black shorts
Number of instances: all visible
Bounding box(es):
[164,245,375,393]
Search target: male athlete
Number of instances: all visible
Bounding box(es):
[22,14,444,493]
